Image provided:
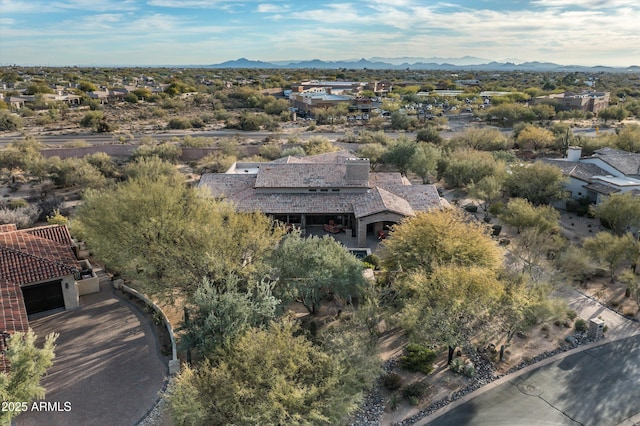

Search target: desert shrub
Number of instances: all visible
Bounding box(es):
[566,309,578,321]
[488,200,505,216]
[167,118,192,129]
[382,372,402,391]
[37,196,62,221]
[0,205,40,228]
[181,136,215,148]
[190,117,205,128]
[401,344,437,375]
[449,357,465,373]
[463,364,476,377]
[132,143,182,163]
[362,254,380,270]
[281,147,306,157]
[46,208,68,225]
[0,110,23,131]
[574,318,587,332]
[258,144,282,160]
[8,198,28,210]
[401,381,429,401]
[565,199,578,213]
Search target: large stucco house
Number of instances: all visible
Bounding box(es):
[543,146,640,205]
[198,151,445,247]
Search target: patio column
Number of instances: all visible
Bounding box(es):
[357,220,367,248]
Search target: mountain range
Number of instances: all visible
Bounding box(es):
[209,57,639,73]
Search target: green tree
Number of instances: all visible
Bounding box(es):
[449,127,509,151]
[271,234,365,315]
[303,136,339,156]
[72,161,284,301]
[468,174,505,216]
[439,148,504,188]
[395,265,504,363]
[499,198,560,233]
[0,330,58,425]
[613,124,640,153]
[382,136,416,176]
[504,162,567,205]
[516,125,555,151]
[166,319,377,425]
[357,143,387,171]
[593,192,640,235]
[0,110,23,131]
[583,232,638,282]
[416,127,443,145]
[409,143,441,183]
[390,111,413,130]
[77,81,98,92]
[381,208,503,273]
[599,106,628,124]
[181,276,280,356]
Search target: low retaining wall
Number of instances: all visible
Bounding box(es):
[114,279,180,375]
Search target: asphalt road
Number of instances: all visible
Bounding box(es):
[424,335,640,426]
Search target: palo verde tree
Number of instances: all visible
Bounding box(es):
[72,157,284,302]
[582,232,638,282]
[381,208,503,274]
[395,266,504,363]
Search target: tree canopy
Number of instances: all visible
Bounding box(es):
[0,330,58,425]
[381,208,503,273]
[71,158,284,302]
[270,234,366,314]
[593,192,640,236]
[504,162,567,205]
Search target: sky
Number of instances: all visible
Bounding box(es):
[0,0,639,67]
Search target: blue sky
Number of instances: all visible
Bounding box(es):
[0,0,638,67]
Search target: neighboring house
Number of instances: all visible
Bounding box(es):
[543,146,640,205]
[289,90,353,113]
[198,151,445,247]
[533,91,610,114]
[0,224,99,317]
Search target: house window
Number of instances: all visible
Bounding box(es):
[331,189,340,192]
[320,189,328,192]
[309,189,317,192]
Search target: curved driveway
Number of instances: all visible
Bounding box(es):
[16,275,168,426]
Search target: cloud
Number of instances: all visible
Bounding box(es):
[257,3,289,13]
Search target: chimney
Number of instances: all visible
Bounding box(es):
[345,158,370,182]
[567,146,582,162]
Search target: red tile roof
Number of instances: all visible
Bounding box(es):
[0,225,80,286]
[0,224,17,233]
[0,278,28,373]
[25,224,74,247]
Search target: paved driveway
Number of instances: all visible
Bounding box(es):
[16,276,168,426]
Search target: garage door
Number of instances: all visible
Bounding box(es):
[21,280,65,315]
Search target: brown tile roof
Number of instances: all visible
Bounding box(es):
[353,187,415,218]
[0,279,29,373]
[369,172,405,187]
[387,184,443,212]
[255,163,368,188]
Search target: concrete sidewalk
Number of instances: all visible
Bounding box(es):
[16,274,168,426]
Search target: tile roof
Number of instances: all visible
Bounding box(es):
[0,279,29,373]
[542,159,609,182]
[0,225,80,286]
[255,163,369,188]
[0,224,17,233]
[24,225,74,247]
[584,182,620,195]
[353,187,415,218]
[592,150,640,176]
